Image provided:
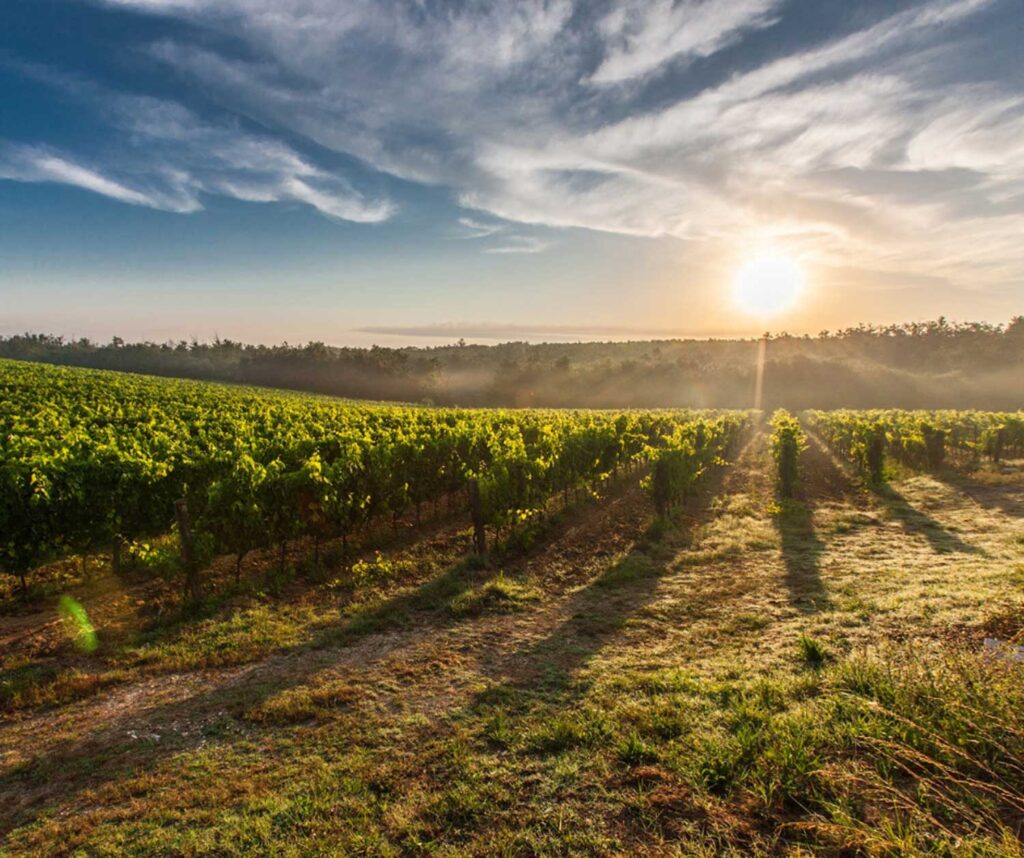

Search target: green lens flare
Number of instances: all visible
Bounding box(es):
[58,595,98,653]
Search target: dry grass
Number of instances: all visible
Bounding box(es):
[2,428,1023,855]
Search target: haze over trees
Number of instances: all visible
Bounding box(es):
[3,317,1023,410]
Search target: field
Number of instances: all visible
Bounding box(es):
[2,360,1024,856]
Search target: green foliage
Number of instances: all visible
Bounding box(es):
[796,634,831,668]
[808,408,1024,479]
[448,573,539,616]
[645,414,751,514]
[616,730,659,766]
[0,359,753,594]
[769,409,806,498]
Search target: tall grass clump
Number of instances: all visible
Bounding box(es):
[810,649,1024,854]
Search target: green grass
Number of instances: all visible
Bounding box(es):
[448,573,541,617]
[797,634,832,668]
[3,435,1024,855]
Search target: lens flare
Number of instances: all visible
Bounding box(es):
[59,595,98,652]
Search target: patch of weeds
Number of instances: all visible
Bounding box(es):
[0,661,128,712]
[692,732,745,795]
[595,554,658,589]
[122,604,313,671]
[723,612,770,634]
[350,552,415,588]
[617,730,659,767]
[244,679,361,724]
[483,710,514,748]
[607,668,696,696]
[201,717,240,739]
[835,592,880,621]
[449,573,540,617]
[797,635,832,669]
[526,708,612,755]
[473,683,519,709]
[642,700,696,740]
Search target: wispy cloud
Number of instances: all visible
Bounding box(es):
[483,236,553,254]
[8,0,1022,290]
[455,217,505,239]
[0,66,394,222]
[590,0,781,85]
[453,216,552,253]
[0,143,190,210]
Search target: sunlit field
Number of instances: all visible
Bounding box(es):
[2,360,1023,856]
[4,0,1023,853]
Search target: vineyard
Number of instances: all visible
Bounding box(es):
[0,359,750,597]
[1,361,1024,857]
[806,408,1024,482]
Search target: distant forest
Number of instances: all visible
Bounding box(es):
[3,318,1023,409]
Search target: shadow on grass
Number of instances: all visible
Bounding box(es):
[802,427,984,557]
[875,485,984,556]
[472,437,750,702]
[775,500,830,613]
[933,470,1024,521]
[0,429,762,838]
[490,525,677,697]
[0,473,652,836]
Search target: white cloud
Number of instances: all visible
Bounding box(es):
[484,236,553,254]
[0,143,196,210]
[27,0,1024,288]
[456,217,505,239]
[0,87,394,222]
[591,0,781,85]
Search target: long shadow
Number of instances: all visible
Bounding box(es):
[876,485,984,556]
[0,428,761,836]
[0,470,656,836]
[472,433,754,703]
[775,500,829,613]
[488,527,677,697]
[803,428,984,557]
[0,544,511,835]
[933,469,1024,521]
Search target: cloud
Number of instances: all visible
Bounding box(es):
[0,70,394,222]
[484,235,553,254]
[455,217,505,239]
[0,143,188,209]
[590,0,781,85]
[14,0,1024,287]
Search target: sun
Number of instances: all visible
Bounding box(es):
[732,249,804,317]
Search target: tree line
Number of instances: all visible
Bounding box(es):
[1,317,1022,409]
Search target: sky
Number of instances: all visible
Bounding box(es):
[1,0,1022,346]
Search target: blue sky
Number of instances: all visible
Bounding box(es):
[1,0,1021,345]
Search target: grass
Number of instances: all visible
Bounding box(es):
[2,432,1024,855]
[448,573,541,617]
[797,634,832,668]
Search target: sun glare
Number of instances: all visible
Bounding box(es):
[732,250,804,317]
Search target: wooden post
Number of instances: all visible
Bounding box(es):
[175,499,202,603]
[468,479,487,554]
